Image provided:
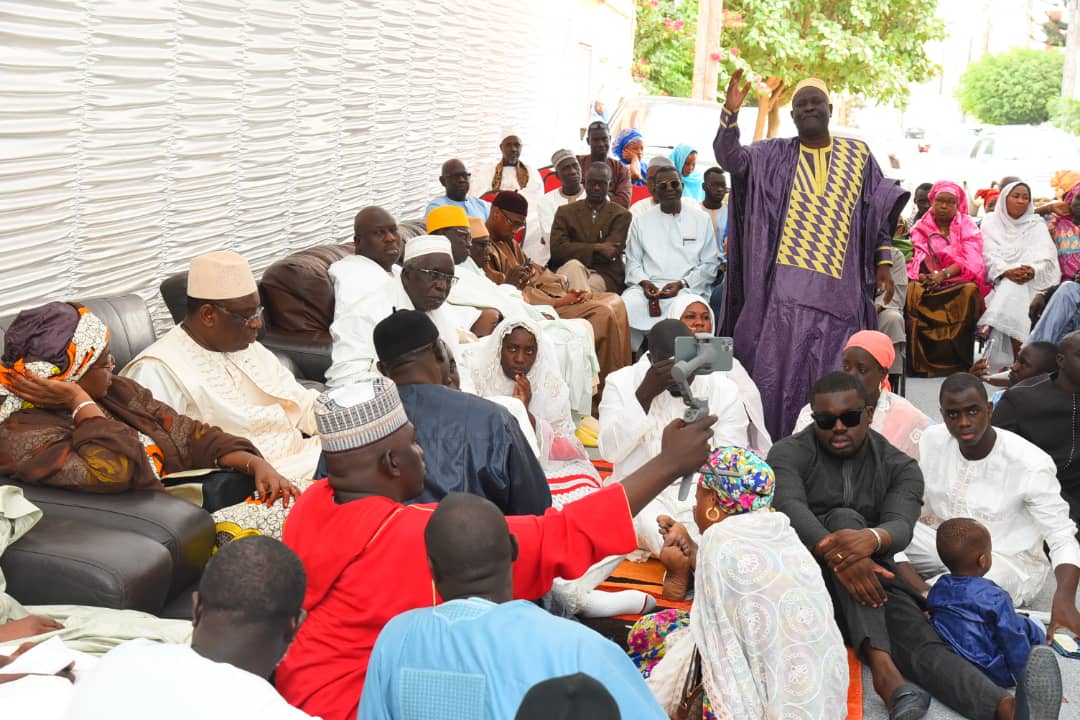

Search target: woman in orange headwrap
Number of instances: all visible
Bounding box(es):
[793,330,931,460]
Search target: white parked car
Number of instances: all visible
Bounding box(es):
[961,126,1080,202]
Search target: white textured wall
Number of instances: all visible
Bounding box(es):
[0,0,630,329]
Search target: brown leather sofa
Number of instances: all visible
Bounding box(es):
[0,295,215,619]
[258,218,427,382]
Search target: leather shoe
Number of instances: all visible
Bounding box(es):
[888,683,931,720]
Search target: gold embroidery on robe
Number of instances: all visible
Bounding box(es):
[776,137,869,279]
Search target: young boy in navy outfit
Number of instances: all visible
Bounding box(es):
[927,517,1046,687]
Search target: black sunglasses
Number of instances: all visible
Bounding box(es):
[810,408,865,430]
[656,179,683,191]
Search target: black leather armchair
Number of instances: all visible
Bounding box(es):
[0,294,215,619]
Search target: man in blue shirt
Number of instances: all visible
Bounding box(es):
[427,158,492,220]
[358,492,665,720]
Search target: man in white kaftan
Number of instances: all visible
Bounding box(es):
[327,236,481,389]
[123,252,322,482]
[898,377,1080,608]
[622,167,719,344]
[598,321,748,555]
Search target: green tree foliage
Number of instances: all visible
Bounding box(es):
[633,0,697,97]
[1050,97,1080,135]
[957,48,1064,125]
[634,0,944,107]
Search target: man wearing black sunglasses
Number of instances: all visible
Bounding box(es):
[770,371,1043,719]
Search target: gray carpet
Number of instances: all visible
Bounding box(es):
[860,377,1078,718]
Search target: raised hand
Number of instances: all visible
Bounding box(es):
[724,69,752,113]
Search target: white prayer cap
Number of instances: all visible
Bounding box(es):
[315,378,408,453]
[187,251,258,300]
[402,235,453,263]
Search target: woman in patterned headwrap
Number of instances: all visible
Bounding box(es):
[0,302,298,517]
[627,447,847,719]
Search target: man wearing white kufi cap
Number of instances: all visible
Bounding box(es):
[124,250,324,483]
[326,235,487,390]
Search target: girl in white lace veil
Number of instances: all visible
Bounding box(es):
[462,318,601,507]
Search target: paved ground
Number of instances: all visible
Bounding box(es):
[862,377,1079,719]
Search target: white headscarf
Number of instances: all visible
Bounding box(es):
[664,293,714,328]
[980,181,1058,287]
[461,318,574,439]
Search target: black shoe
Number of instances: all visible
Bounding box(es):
[889,683,931,720]
[1015,645,1062,720]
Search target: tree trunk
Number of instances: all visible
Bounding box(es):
[752,78,785,140]
[753,94,769,141]
[691,0,724,101]
[766,82,787,137]
[1064,0,1080,99]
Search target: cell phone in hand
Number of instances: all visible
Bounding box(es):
[1052,633,1080,658]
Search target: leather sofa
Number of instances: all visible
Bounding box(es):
[161,219,426,384]
[0,295,215,619]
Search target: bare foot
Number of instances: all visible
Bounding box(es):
[657,514,677,539]
[658,518,696,560]
[660,545,692,599]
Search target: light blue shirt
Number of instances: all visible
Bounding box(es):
[426,195,491,221]
[358,598,664,720]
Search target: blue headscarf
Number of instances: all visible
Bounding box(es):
[614,128,648,185]
[670,144,704,201]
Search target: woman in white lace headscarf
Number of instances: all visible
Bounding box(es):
[464,319,651,618]
[978,181,1059,363]
[462,318,601,507]
[628,446,847,719]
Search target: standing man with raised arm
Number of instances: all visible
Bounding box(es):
[714,70,908,437]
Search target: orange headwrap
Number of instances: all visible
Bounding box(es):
[843,330,895,392]
[1052,170,1080,200]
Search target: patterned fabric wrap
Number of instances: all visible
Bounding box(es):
[1050,182,1080,280]
[1052,170,1080,200]
[696,446,774,516]
[315,378,408,453]
[0,304,109,424]
[628,610,717,719]
[213,477,316,548]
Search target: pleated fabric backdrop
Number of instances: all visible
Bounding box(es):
[0,0,592,329]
